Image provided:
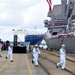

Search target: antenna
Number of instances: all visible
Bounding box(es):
[34,26,37,34]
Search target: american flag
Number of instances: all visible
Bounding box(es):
[46,0,52,12]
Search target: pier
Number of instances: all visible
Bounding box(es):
[0,49,75,75]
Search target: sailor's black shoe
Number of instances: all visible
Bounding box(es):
[0,55,2,57]
[35,65,38,67]
[11,60,13,62]
[56,65,58,68]
[6,57,7,59]
[32,60,34,63]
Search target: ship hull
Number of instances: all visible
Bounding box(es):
[25,34,44,45]
[44,35,75,53]
[44,0,75,54]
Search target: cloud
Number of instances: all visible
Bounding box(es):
[0,0,48,27]
[21,0,48,28]
[0,0,60,41]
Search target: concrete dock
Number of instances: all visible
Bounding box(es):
[0,51,48,75]
[0,50,75,75]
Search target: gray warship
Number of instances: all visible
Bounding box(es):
[44,0,75,53]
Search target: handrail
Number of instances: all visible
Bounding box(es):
[53,26,66,28]
[51,32,73,38]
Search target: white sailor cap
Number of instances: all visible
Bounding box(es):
[61,44,65,46]
[35,44,38,47]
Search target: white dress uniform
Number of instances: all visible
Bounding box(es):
[6,44,13,62]
[0,43,2,51]
[57,45,66,69]
[32,47,40,66]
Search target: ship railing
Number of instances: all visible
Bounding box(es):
[68,19,75,24]
[52,19,67,26]
[58,32,73,37]
[53,20,65,22]
[51,35,59,38]
[51,32,74,38]
[46,20,65,24]
[68,19,75,32]
[45,20,66,25]
[53,25,66,28]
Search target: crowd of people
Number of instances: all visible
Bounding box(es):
[0,42,7,57]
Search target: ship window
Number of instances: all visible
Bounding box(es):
[52,32,57,35]
[71,15,75,20]
[54,22,66,26]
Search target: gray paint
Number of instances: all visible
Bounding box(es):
[44,0,75,53]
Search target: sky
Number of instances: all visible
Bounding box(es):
[0,0,61,42]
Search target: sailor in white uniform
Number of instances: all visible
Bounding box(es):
[0,43,2,57]
[56,44,66,70]
[0,43,2,51]
[6,44,13,62]
[32,44,40,67]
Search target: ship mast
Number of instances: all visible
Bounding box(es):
[66,0,74,20]
[61,0,67,15]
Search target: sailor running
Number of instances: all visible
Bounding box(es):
[0,42,2,51]
[6,44,13,62]
[32,44,40,67]
[56,44,66,70]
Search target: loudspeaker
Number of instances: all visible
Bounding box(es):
[13,47,27,53]
[13,35,18,47]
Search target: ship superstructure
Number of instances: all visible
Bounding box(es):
[44,0,75,53]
